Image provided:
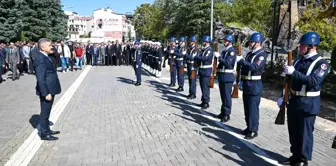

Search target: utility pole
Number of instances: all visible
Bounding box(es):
[210,0,214,40]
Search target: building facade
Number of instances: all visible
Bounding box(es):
[65,8,136,42]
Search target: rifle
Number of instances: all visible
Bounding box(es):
[191,40,198,79]
[179,46,185,75]
[162,40,167,68]
[232,42,242,98]
[275,0,293,125]
[169,42,174,72]
[209,42,218,88]
[332,136,336,149]
[275,50,292,125]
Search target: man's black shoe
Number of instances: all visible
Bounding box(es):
[135,82,141,86]
[176,87,184,92]
[188,94,196,99]
[169,83,175,87]
[46,130,60,135]
[220,115,230,123]
[40,134,59,141]
[202,103,209,109]
[293,161,308,166]
[240,128,249,135]
[217,113,224,119]
[245,132,258,140]
[198,102,204,107]
[278,156,297,165]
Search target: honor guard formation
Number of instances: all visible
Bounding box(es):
[129,31,333,166]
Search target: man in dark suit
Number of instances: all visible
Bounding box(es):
[115,40,122,65]
[0,44,5,83]
[33,38,62,141]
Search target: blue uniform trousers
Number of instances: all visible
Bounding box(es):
[218,78,233,115]
[242,93,261,132]
[39,95,55,136]
[170,65,177,85]
[287,103,316,160]
[136,63,142,83]
[176,63,184,86]
[199,76,210,103]
[0,62,3,79]
[187,69,196,95]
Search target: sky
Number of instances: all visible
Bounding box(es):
[61,0,155,16]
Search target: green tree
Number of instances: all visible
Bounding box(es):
[296,0,336,51]
[0,0,23,42]
[229,0,273,36]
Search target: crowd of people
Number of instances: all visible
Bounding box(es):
[0,40,135,84]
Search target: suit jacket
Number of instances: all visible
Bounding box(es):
[33,51,61,97]
[0,49,5,63]
[106,45,114,56]
[6,47,20,63]
[115,44,121,54]
[99,46,106,56]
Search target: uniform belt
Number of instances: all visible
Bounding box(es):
[187,60,194,63]
[155,57,159,59]
[290,89,320,97]
[241,75,261,80]
[200,65,212,69]
[176,58,184,60]
[217,69,234,73]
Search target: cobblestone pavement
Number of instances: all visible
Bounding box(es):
[0,68,85,165]
[2,64,336,166]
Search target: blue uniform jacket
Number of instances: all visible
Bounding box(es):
[217,46,237,83]
[135,47,142,65]
[185,47,198,71]
[33,51,61,97]
[195,46,214,77]
[288,54,329,115]
[238,48,268,95]
[175,46,186,68]
[166,45,179,66]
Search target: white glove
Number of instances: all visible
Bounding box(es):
[170,50,174,54]
[236,56,244,62]
[214,52,220,58]
[182,51,187,55]
[238,81,243,90]
[277,97,283,107]
[164,48,167,51]
[284,66,295,75]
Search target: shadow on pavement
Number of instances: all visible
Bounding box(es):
[147,80,286,166]
[116,77,135,85]
[29,114,54,129]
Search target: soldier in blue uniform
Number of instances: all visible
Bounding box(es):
[185,35,198,99]
[167,37,179,87]
[176,36,187,92]
[278,32,330,166]
[194,35,214,109]
[236,32,268,139]
[214,34,237,122]
[134,40,142,86]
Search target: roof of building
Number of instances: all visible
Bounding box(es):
[72,16,93,21]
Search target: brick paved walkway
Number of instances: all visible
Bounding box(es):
[1,65,335,166]
[0,68,85,165]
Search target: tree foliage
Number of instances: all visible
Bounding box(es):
[0,0,67,42]
[296,0,336,51]
[133,0,273,40]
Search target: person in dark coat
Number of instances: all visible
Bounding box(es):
[33,38,62,141]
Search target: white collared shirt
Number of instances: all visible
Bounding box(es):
[252,47,262,54]
[303,51,318,59]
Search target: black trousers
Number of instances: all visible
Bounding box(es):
[39,95,55,136]
[86,54,92,65]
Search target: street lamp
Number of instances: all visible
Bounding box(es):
[210,0,214,41]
